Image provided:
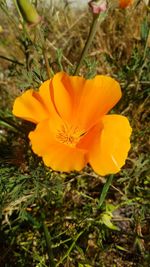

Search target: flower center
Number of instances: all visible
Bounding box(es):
[56,124,85,147]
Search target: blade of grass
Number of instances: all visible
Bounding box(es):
[56,229,85,266]
[98,174,114,209]
[42,221,56,267]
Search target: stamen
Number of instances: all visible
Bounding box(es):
[56,124,85,147]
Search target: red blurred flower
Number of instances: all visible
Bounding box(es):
[119,0,133,8]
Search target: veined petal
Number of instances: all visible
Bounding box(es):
[43,144,87,172]
[51,73,121,130]
[61,73,86,116]
[75,75,122,130]
[88,115,132,176]
[50,72,73,121]
[12,88,51,124]
[29,119,87,172]
[13,80,61,124]
[38,80,55,113]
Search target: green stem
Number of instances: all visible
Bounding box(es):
[0,55,24,66]
[37,25,53,79]
[98,174,114,209]
[13,0,22,20]
[42,221,56,267]
[74,12,106,75]
[43,48,53,79]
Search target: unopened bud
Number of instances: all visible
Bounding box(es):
[119,0,133,9]
[109,0,133,9]
[16,0,41,25]
[89,0,107,15]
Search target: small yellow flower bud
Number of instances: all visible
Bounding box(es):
[16,0,41,25]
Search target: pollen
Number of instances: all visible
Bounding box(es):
[56,124,85,147]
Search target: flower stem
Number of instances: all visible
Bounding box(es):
[42,220,56,267]
[43,48,52,79]
[74,12,106,75]
[37,25,54,79]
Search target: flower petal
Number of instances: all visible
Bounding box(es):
[12,89,49,123]
[88,115,132,176]
[38,80,55,113]
[76,75,122,130]
[43,73,121,130]
[61,73,86,113]
[13,80,61,124]
[29,119,87,172]
[43,144,87,172]
[51,72,98,124]
[50,72,73,121]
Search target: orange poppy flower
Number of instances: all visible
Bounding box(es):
[13,72,132,175]
[119,0,133,8]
